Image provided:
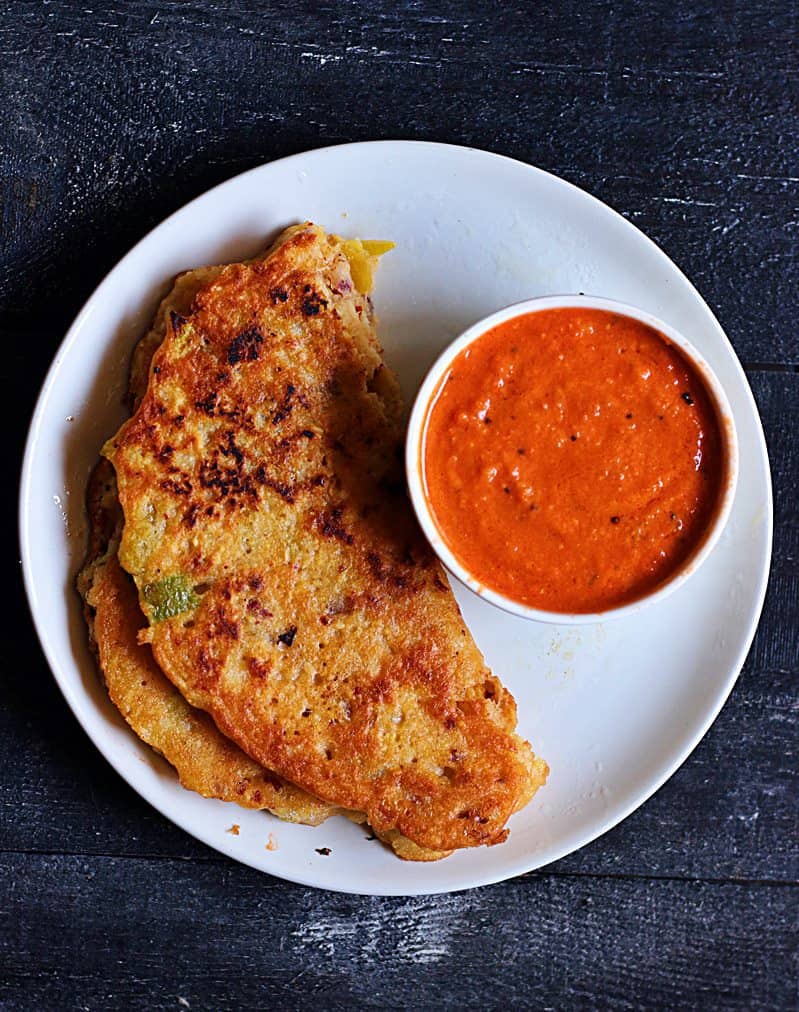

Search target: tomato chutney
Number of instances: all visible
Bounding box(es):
[422,308,726,613]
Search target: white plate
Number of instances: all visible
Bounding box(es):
[20,141,772,895]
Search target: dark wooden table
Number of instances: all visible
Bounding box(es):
[4,2,797,1008]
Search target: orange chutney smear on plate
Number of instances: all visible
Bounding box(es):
[422,308,726,613]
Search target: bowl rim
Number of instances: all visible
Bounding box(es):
[405,294,740,625]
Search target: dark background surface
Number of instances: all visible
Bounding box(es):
[3,2,797,1008]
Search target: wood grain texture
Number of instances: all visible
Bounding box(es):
[1,1,797,363]
[1,854,796,1011]
[3,0,797,1007]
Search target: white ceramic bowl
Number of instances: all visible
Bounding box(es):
[406,295,739,625]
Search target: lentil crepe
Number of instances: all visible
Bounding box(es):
[105,223,547,854]
[79,255,451,858]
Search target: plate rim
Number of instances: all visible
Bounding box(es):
[18,139,774,895]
